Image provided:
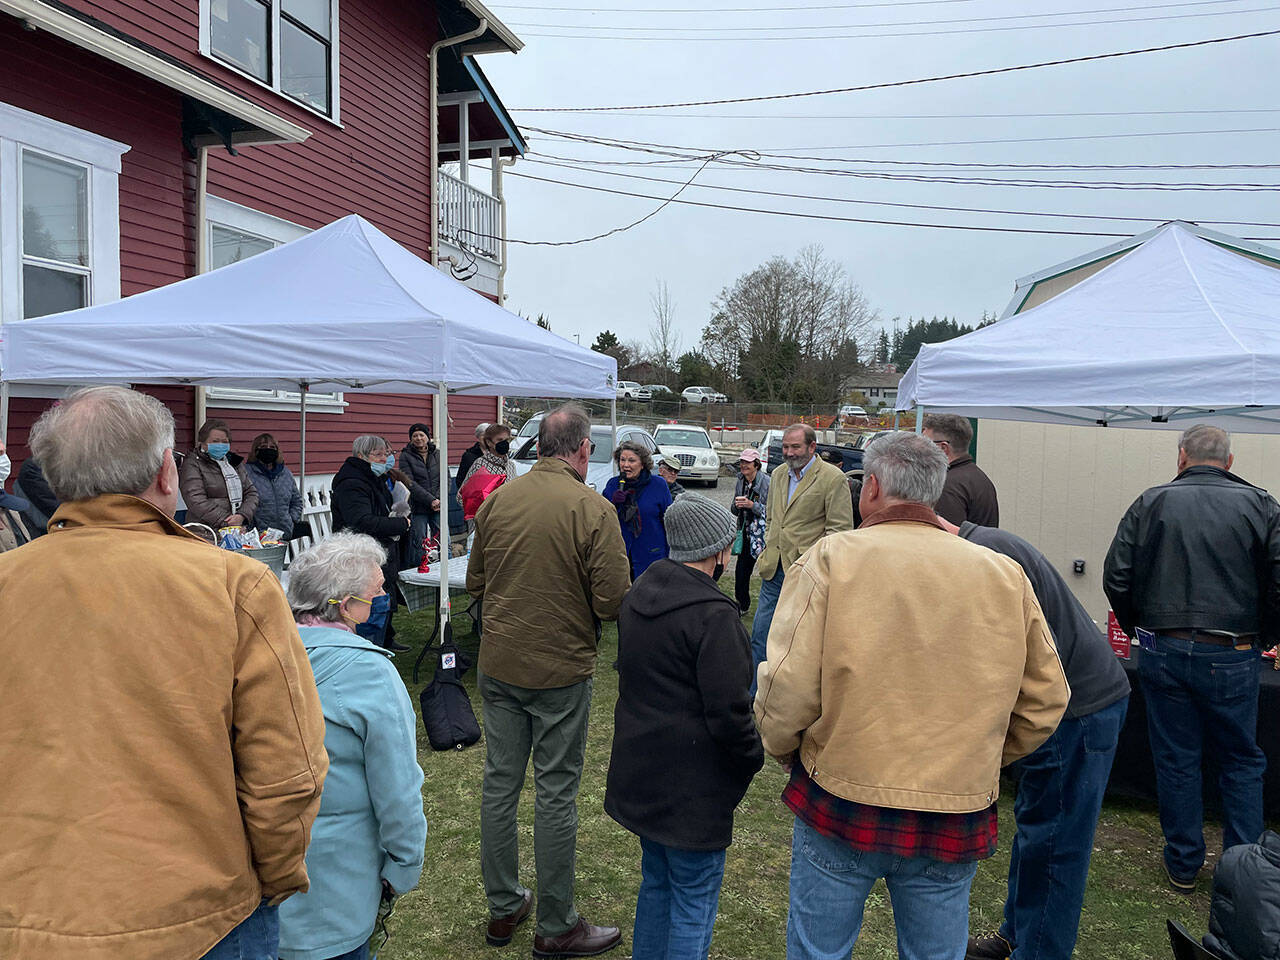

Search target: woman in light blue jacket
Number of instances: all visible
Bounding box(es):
[281,532,427,960]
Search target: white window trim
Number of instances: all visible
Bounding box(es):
[198,0,342,126]
[0,100,126,328]
[204,195,346,413]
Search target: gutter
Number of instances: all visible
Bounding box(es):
[429,18,488,268]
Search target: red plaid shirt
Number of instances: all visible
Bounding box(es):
[783,764,997,864]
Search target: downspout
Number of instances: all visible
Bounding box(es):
[429,18,488,267]
[194,145,209,429]
[496,154,516,303]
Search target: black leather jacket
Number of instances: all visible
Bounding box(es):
[1103,465,1280,644]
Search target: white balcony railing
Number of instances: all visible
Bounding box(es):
[438,170,501,263]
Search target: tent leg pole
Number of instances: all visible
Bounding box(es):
[892,410,899,430]
[610,398,618,459]
[438,383,450,631]
[0,381,9,448]
[299,384,308,511]
[915,405,924,435]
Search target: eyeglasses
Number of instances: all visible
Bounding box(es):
[584,439,596,454]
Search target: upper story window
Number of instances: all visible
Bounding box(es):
[203,0,339,119]
[0,100,127,326]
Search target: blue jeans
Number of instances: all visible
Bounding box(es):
[749,567,784,698]
[998,696,1128,960]
[328,944,370,960]
[1139,634,1266,880]
[201,900,279,960]
[632,838,727,960]
[787,818,978,960]
[407,512,441,566]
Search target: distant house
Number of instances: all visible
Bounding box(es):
[1,0,526,488]
[842,367,903,408]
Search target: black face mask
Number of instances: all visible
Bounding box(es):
[256,448,279,465]
[495,440,511,456]
[712,561,725,582]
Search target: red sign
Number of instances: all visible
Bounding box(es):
[1106,611,1132,660]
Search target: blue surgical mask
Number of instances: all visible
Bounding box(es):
[387,454,396,469]
[370,460,390,477]
[206,442,230,460]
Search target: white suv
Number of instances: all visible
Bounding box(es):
[617,381,652,401]
[682,386,728,404]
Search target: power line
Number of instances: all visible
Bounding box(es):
[503,168,1280,239]
[507,0,1254,31]
[523,156,1280,227]
[516,5,1280,40]
[511,28,1280,111]
[492,0,983,11]
[536,107,1280,120]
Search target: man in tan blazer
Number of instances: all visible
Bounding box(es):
[749,423,854,694]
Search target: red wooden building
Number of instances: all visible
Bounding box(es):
[0,0,525,488]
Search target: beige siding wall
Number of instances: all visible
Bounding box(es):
[978,421,1280,623]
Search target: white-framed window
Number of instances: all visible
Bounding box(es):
[0,100,127,327]
[203,196,345,412]
[200,0,341,122]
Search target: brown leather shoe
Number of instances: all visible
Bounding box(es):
[486,889,533,946]
[532,918,622,958]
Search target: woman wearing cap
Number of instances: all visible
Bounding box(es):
[602,440,673,579]
[657,455,686,501]
[399,423,442,564]
[606,494,763,960]
[730,449,770,615]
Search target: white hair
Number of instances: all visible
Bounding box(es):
[286,532,388,622]
[863,431,949,508]
[29,386,174,502]
[351,434,390,459]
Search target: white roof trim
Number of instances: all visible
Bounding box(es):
[0,0,310,144]
[458,0,523,54]
[1000,221,1280,319]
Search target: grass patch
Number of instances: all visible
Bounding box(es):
[383,590,1254,960]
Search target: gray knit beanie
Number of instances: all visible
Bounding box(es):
[665,493,736,562]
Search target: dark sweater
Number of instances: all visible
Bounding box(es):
[605,559,764,850]
[937,456,999,527]
[961,522,1129,719]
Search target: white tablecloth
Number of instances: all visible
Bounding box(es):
[398,556,471,612]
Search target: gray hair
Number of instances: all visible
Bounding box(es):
[783,423,817,446]
[863,431,949,508]
[287,531,388,622]
[539,403,591,459]
[1180,424,1230,464]
[475,422,491,440]
[351,434,390,459]
[29,386,175,502]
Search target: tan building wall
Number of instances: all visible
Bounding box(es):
[978,420,1280,624]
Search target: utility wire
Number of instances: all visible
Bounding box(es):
[507,0,1255,31]
[561,107,1280,119]
[512,28,1280,110]
[492,0,984,11]
[523,156,1280,227]
[516,6,1280,40]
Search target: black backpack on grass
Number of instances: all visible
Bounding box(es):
[419,627,480,751]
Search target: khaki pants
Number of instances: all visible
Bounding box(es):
[478,671,593,938]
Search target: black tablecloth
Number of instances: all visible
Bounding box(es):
[1106,653,1280,819]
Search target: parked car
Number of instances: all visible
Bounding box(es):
[652,424,721,487]
[516,412,545,441]
[839,404,868,419]
[643,384,675,398]
[765,436,863,476]
[511,423,659,493]
[682,386,728,404]
[617,381,652,401]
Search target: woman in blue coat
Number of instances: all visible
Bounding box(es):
[280,532,427,960]
[602,441,672,579]
[245,433,305,538]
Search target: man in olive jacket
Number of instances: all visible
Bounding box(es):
[749,422,854,694]
[756,432,1068,960]
[0,387,327,960]
[468,403,631,958]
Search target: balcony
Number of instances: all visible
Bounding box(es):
[439,168,500,257]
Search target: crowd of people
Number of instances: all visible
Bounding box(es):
[0,389,1275,960]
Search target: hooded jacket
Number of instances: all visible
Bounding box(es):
[179,448,260,528]
[279,627,426,960]
[1205,830,1280,960]
[0,495,326,960]
[605,560,764,850]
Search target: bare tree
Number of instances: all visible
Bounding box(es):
[647,281,683,381]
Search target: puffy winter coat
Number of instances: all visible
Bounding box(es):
[246,460,304,535]
[1206,830,1280,960]
[179,449,260,528]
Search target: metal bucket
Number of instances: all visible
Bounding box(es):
[235,543,288,579]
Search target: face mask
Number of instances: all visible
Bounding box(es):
[256,448,279,465]
[353,593,391,640]
[0,453,9,484]
[370,460,391,477]
[712,561,726,582]
[495,439,510,456]
[206,442,230,460]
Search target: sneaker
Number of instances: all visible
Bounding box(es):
[966,932,1012,960]
[387,639,412,652]
[1165,862,1197,894]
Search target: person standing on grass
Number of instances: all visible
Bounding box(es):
[457,422,489,491]
[756,431,1069,960]
[1104,424,1278,893]
[730,448,769,615]
[0,386,328,960]
[602,440,673,580]
[749,423,853,696]
[606,495,764,960]
[947,520,1130,960]
[468,403,632,958]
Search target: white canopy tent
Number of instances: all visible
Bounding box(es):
[895,223,1280,433]
[0,213,618,633]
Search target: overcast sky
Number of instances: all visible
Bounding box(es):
[479,0,1280,358]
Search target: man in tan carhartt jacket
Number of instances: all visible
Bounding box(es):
[0,387,327,960]
[755,431,1068,959]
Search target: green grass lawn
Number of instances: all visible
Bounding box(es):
[383,599,1239,960]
